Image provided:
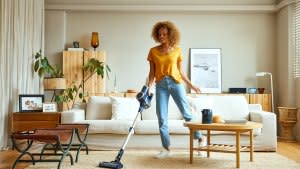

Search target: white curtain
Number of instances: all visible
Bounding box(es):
[0,0,44,149]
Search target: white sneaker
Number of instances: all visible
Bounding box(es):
[155,149,171,159]
[198,136,207,157]
[198,136,207,147]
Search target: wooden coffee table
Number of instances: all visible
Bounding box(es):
[184,121,263,168]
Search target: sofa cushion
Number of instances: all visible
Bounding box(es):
[187,96,214,122]
[86,96,112,120]
[135,120,189,134]
[211,95,249,120]
[83,120,133,134]
[188,95,250,122]
[142,95,183,120]
[111,97,140,121]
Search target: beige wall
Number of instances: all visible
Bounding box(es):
[45,11,66,68]
[45,10,276,94]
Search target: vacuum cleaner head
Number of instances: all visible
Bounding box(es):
[99,160,123,169]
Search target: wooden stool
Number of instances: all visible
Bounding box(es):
[11,128,75,169]
[278,107,298,142]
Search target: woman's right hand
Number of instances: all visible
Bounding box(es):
[191,86,201,94]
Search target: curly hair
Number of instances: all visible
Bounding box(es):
[151,21,180,47]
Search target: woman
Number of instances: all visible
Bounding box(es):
[146,21,206,159]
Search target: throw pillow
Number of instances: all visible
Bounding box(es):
[86,96,112,120]
[187,96,214,122]
[111,97,140,121]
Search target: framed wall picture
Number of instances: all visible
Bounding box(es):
[190,48,222,93]
[42,102,58,112]
[19,94,44,112]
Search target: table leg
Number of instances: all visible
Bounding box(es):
[250,130,253,161]
[236,131,240,168]
[190,129,194,164]
[207,130,210,158]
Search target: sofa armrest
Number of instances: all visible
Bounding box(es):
[250,111,277,150]
[61,108,85,123]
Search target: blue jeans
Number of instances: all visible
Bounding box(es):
[155,76,202,149]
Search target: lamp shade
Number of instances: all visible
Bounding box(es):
[43,78,66,90]
[256,72,268,76]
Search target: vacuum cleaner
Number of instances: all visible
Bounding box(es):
[99,85,153,169]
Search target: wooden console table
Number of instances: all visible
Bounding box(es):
[11,112,61,133]
[184,122,263,168]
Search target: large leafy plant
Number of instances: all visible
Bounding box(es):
[55,58,110,109]
[34,50,63,78]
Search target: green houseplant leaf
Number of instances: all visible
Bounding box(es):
[33,50,64,78]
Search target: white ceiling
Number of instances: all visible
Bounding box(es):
[45,0,292,12]
[45,0,279,6]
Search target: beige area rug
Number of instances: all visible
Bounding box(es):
[25,150,300,169]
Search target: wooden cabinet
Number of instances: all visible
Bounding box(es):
[63,51,105,95]
[62,51,106,109]
[11,112,61,133]
[62,51,84,91]
[63,51,106,95]
[249,94,272,112]
[83,51,106,94]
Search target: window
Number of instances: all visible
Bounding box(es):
[295,0,300,77]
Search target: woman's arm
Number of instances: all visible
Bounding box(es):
[177,61,201,94]
[147,61,155,88]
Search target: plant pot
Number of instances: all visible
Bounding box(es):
[43,78,66,90]
[257,88,265,94]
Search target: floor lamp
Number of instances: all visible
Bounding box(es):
[256,72,274,112]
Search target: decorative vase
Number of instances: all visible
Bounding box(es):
[91,32,99,51]
[202,109,213,124]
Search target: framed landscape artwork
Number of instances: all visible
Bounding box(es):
[19,94,44,112]
[190,48,222,93]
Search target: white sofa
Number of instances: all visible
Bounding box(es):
[61,95,277,151]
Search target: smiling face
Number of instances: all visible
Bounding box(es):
[158,27,169,45]
[151,21,180,47]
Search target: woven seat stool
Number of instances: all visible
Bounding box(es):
[11,128,75,169]
[55,123,90,162]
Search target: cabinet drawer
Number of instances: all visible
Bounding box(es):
[12,113,60,121]
[12,121,58,132]
[12,112,61,133]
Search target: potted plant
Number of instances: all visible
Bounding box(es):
[34,50,66,102]
[34,50,64,77]
[55,58,110,110]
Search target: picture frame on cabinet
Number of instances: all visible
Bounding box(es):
[190,48,222,93]
[42,102,58,112]
[19,94,44,112]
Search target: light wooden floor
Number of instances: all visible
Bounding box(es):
[0,141,299,169]
[277,141,300,163]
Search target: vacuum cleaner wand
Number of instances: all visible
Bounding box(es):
[99,85,153,169]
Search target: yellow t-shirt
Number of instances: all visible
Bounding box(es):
[147,46,183,83]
